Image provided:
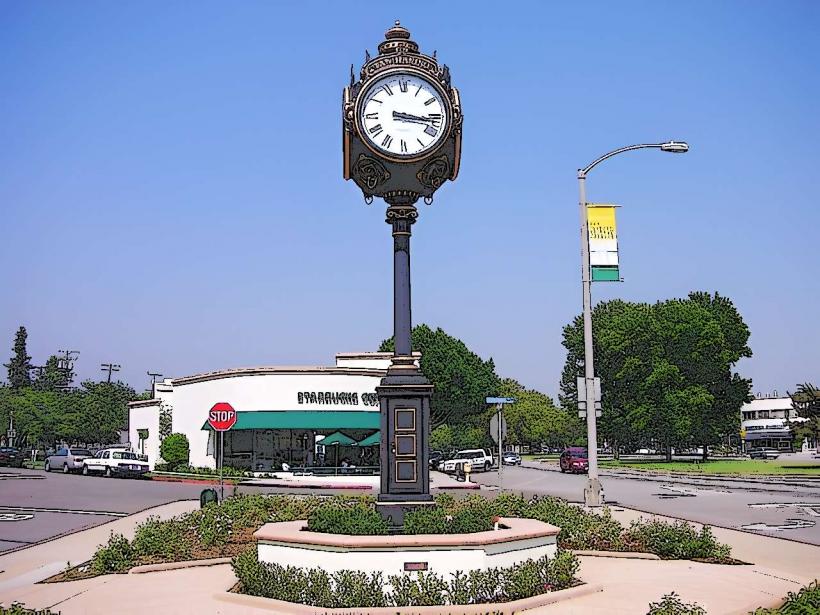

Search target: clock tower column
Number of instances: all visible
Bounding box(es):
[343,22,462,526]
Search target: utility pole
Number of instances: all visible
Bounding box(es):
[57,349,80,390]
[101,363,121,382]
[147,371,163,396]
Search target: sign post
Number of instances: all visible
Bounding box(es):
[208,402,237,501]
[486,397,515,487]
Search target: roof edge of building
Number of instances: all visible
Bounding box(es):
[129,398,161,408]
[170,366,387,386]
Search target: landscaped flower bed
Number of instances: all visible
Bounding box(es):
[52,491,737,583]
[231,546,580,608]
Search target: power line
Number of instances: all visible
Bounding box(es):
[100,363,121,383]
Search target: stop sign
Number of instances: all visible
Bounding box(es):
[208,402,237,431]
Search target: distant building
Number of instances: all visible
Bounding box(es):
[740,392,807,452]
[128,352,418,471]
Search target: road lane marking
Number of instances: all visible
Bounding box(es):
[741,519,816,531]
[0,506,126,517]
[0,513,34,521]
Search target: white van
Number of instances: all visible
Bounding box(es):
[440,449,494,473]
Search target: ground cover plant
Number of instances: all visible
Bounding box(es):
[231,546,579,607]
[752,579,820,614]
[646,592,706,615]
[600,459,820,476]
[64,491,734,582]
[0,606,59,615]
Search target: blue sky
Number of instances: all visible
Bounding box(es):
[2,1,818,399]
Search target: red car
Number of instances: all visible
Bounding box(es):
[559,447,589,473]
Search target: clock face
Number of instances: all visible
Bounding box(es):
[358,73,449,159]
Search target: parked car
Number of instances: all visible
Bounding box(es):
[440,449,494,474]
[0,447,25,468]
[81,448,149,478]
[559,447,589,473]
[749,447,780,460]
[502,452,522,466]
[44,446,94,473]
[429,451,445,470]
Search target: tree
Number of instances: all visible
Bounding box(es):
[5,326,32,389]
[790,383,820,449]
[33,355,72,392]
[78,381,135,444]
[379,324,500,428]
[160,433,190,470]
[685,292,752,459]
[497,378,576,450]
[559,293,752,459]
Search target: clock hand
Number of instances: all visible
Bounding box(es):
[392,111,434,124]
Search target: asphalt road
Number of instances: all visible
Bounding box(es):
[472,461,820,545]
[3,463,820,554]
[0,468,346,554]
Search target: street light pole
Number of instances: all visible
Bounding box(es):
[577,141,688,507]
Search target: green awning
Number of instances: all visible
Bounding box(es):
[356,431,380,447]
[201,411,379,431]
[317,431,357,446]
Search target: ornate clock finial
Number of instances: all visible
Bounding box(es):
[349,64,355,87]
[379,21,418,55]
[365,49,371,62]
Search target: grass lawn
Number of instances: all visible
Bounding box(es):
[600,459,820,475]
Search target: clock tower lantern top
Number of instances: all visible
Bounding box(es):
[378,21,419,55]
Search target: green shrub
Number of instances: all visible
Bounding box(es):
[753,579,820,614]
[646,592,706,615]
[403,506,450,534]
[132,516,191,560]
[307,501,388,535]
[332,570,387,608]
[231,549,579,607]
[547,550,580,590]
[268,494,325,522]
[525,496,624,551]
[625,520,731,561]
[193,504,234,548]
[502,556,547,601]
[404,495,493,535]
[90,532,133,574]
[159,433,190,470]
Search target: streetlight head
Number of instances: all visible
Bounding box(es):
[660,141,689,153]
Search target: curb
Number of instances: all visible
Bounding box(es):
[571,550,660,560]
[214,582,604,614]
[241,480,373,490]
[129,557,231,574]
[435,482,481,490]
[148,475,239,486]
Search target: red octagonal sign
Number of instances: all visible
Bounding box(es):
[208,402,237,432]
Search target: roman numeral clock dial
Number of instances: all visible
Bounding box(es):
[358,73,448,159]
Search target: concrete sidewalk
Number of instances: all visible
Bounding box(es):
[0,500,198,600]
[2,501,817,614]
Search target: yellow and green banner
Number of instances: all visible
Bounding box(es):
[587,205,620,282]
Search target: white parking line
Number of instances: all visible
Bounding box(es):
[0,506,127,517]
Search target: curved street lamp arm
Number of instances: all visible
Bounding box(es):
[579,143,665,178]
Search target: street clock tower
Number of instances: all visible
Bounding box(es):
[343,22,462,521]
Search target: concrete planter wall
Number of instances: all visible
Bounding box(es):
[253,517,559,578]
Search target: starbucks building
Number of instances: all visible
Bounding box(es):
[128,352,417,471]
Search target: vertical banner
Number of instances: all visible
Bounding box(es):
[587,205,620,282]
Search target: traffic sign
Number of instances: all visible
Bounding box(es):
[489,411,507,444]
[208,402,237,431]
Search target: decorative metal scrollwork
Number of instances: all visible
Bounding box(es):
[352,154,390,191]
[416,155,451,190]
[385,206,419,222]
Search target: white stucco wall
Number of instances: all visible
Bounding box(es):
[129,402,160,470]
[257,536,556,578]
[167,370,384,468]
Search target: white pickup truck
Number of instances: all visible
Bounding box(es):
[440,449,494,474]
[81,448,149,478]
